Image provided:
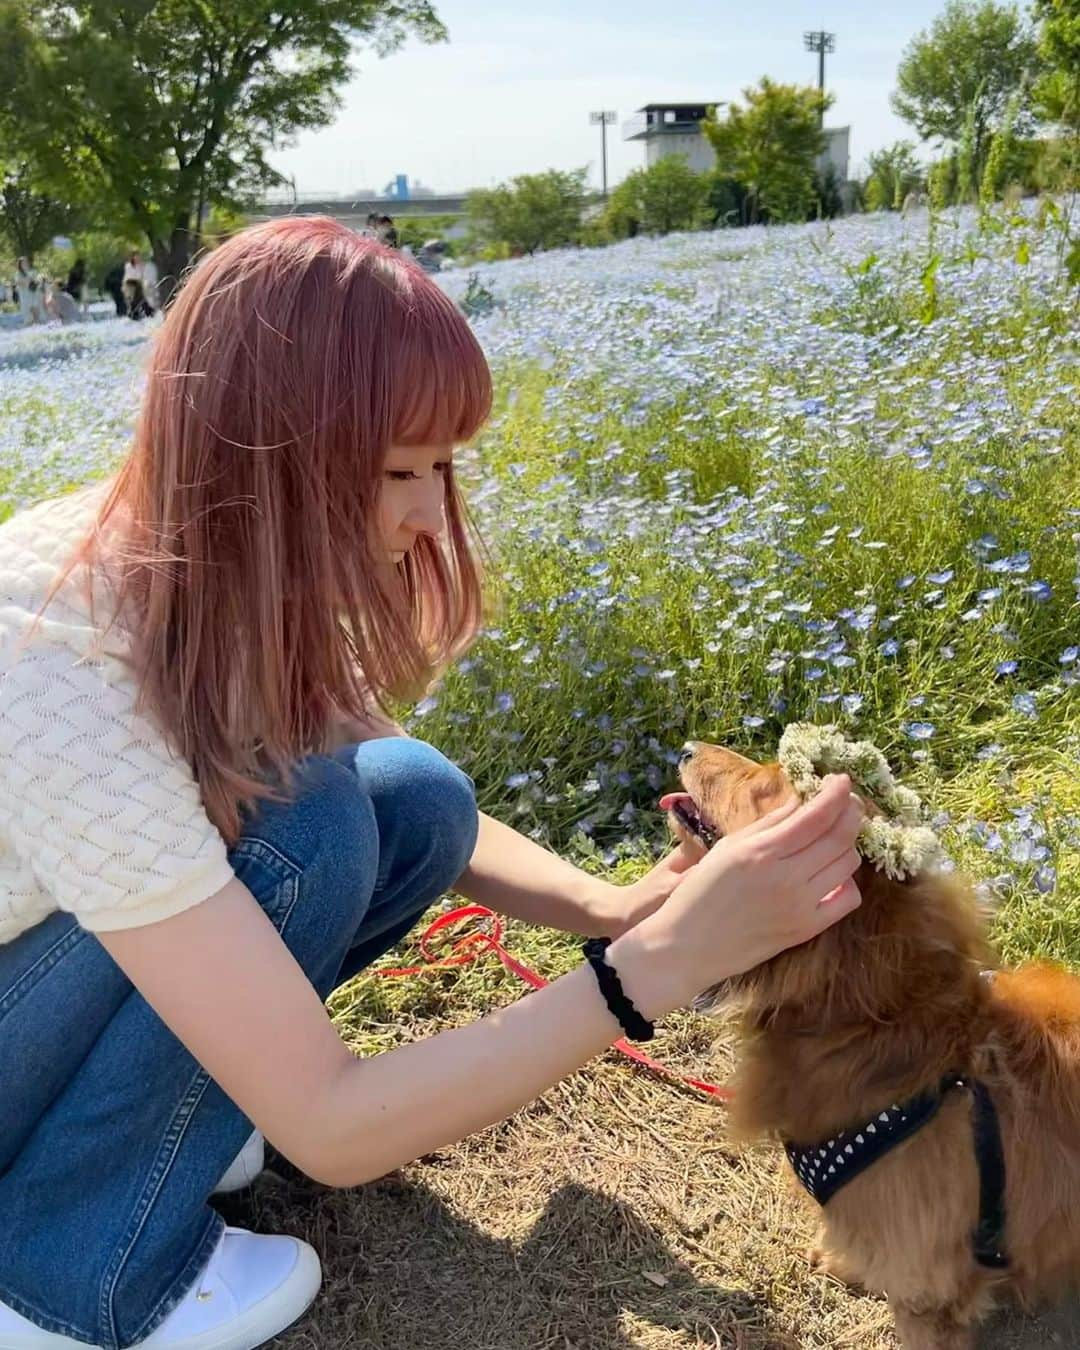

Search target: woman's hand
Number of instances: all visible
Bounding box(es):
[607,774,863,1019]
[592,840,703,939]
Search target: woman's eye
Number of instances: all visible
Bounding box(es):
[385,470,417,481]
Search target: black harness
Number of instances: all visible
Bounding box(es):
[785,1074,1009,1269]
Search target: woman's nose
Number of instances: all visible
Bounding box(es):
[408,486,446,537]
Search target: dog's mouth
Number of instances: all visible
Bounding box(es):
[658,792,723,850]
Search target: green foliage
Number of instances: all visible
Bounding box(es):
[0,162,81,259]
[703,172,748,227]
[955,93,981,202]
[393,214,461,255]
[1032,0,1080,130]
[863,141,924,212]
[599,157,710,240]
[980,89,1022,202]
[0,0,447,295]
[891,1,1042,182]
[929,156,958,209]
[703,78,830,225]
[466,169,587,256]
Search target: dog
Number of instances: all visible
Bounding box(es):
[664,739,1080,1350]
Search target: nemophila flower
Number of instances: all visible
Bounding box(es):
[879,639,900,658]
[905,721,936,740]
[987,551,1031,575]
[1012,692,1038,718]
[996,660,1019,676]
[976,743,1004,760]
[414,696,439,717]
[928,569,955,584]
[1034,864,1057,894]
[897,574,916,590]
[1062,647,1079,665]
[1023,580,1052,601]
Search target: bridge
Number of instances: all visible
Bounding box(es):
[250,194,470,225]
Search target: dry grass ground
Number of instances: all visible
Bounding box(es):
[212,911,1079,1350]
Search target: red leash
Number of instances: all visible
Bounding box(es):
[373,904,731,1101]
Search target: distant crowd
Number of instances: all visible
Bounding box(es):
[3,217,453,327]
[2,251,160,327]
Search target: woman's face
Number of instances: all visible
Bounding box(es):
[377,443,451,563]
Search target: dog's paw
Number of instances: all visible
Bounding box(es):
[806,1245,865,1292]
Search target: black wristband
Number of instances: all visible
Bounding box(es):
[582,937,655,1042]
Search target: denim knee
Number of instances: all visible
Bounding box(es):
[232,754,380,958]
[350,738,478,893]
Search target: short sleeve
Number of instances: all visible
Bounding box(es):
[0,640,236,933]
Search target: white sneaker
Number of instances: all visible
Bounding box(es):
[0,1226,322,1349]
[212,1132,265,1195]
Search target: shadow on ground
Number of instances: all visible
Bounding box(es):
[215,1155,798,1350]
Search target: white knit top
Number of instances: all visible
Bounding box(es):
[0,485,234,945]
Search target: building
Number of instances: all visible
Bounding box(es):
[622,103,719,174]
[819,126,850,184]
[624,102,852,185]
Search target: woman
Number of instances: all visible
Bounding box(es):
[64,256,90,316]
[14,256,43,325]
[123,250,152,319]
[0,217,863,1350]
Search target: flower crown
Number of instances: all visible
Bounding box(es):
[777,723,946,881]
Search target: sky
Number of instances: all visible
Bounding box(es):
[266,0,953,198]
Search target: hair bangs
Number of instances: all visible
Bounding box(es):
[389,272,492,448]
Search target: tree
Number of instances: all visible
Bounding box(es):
[891,1,1041,182]
[0,162,81,259]
[863,140,924,211]
[703,79,829,225]
[601,157,709,239]
[0,0,447,303]
[1032,0,1080,131]
[467,169,586,256]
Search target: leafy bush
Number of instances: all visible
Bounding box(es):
[599,157,710,240]
[704,78,830,225]
[466,169,587,256]
[863,141,925,211]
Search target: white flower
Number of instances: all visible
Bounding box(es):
[777,723,947,879]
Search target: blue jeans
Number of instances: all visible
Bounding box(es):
[0,738,478,1349]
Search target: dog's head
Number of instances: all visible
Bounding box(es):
[663,740,991,1025]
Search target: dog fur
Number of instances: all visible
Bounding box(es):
[671,742,1080,1350]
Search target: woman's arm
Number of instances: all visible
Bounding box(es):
[328,712,682,936]
[455,810,623,937]
[99,775,861,1190]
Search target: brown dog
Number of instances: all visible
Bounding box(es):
[665,740,1080,1350]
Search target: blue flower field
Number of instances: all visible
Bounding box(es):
[3,204,1079,1348]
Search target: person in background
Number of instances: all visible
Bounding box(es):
[104,262,127,316]
[45,279,81,324]
[377,214,399,249]
[15,257,43,326]
[123,251,153,320]
[361,212,379,239]
[142,256,160,313]
[64,258,90,316]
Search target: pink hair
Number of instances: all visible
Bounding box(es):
[49,216,491,842]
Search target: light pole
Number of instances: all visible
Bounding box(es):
[589,110,617,199]
[803,30,836,125]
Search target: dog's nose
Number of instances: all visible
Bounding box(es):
[679,742,696,765]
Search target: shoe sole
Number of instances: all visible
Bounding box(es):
[142,1242,322,1350]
